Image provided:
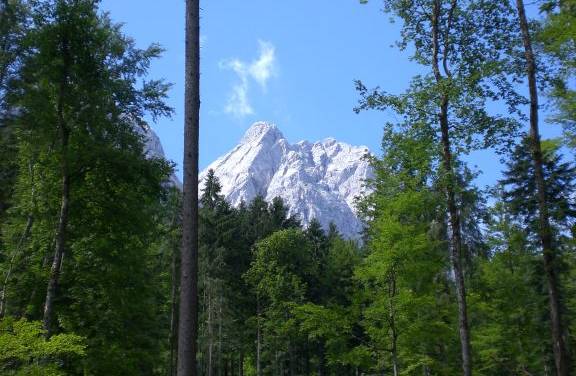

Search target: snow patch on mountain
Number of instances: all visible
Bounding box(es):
[200,122,372,238]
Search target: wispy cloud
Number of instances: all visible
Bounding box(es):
[225,81,253,117]
[220,40,276,118]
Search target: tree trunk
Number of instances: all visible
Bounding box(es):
[288,342,294,376]
[170,246,180,376]
[218,298,223,376]
[514,1,570,375]
[42,30,71,337]
[388,271,399,376]
[42,124,70,337]
[317,343,326,376]
[257,297,262,376]
[0,213,33,317]
[239,351,244,376]
[178,0,200,375]
[441,124,472,376]
[208,288,213,376]
[430,1,472,375]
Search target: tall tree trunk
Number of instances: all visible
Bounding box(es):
[317,343,326,376]
[514,1,570,375]
[388,271,399,376]
[42,31,71,337]
[288,342,294,376]
[178,0,200,375]
[42,123,70,337]
[208,288,213,376]
[256,297,262,376]
[430,1,472,375]
[170,246,180,376]
[239,351,244,376]
[218,296,223,376]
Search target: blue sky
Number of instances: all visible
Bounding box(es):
[100,0,564,188]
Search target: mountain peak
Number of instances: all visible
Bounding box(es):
[241,121,284,144]
[200,122,373,239]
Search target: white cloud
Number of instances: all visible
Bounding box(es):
[225,83,254,117]
[249,41,275,89]
[220,40,277,118]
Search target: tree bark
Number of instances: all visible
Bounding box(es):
[514,1,570,375]
[208,288,214,376]
[239,351,244,376]
[256,296,262,376]
[178,0,200,375]
[388,271,399,376]
[0,214,33,317]
[170,245,180,376]
[42,122,70,337]
[42,29,71,337]
[218,296,223,376]
[317,343,326,376]
[430,1,472,375]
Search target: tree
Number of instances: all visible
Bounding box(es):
[0,0,29,264]
[356,2,521,374]
[539,0,576,147]
[498,138,576,373]
[3,0,171,337]
[513,1,571,373]
[2,0,174,372]
[473,194,551,375]
[245,229,315,375]
[501,137,576,237]
[178,0,201,374]
[0,0,29,107]
[355,126,458,375]
[0,317,85,375]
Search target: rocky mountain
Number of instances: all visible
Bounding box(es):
[199,122,373,239]
[138,123,182,189]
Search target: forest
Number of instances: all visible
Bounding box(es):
[1,0,576,375]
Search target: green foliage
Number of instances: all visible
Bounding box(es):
[470,198,551,375]
[500,136,576,240]
[539,0,576,146]
[354,128,461,375]
[355,0,523,154]
[0,0,175,374]
[246,229,313,306]
[1,0,576,375]
[0,318,85,375]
